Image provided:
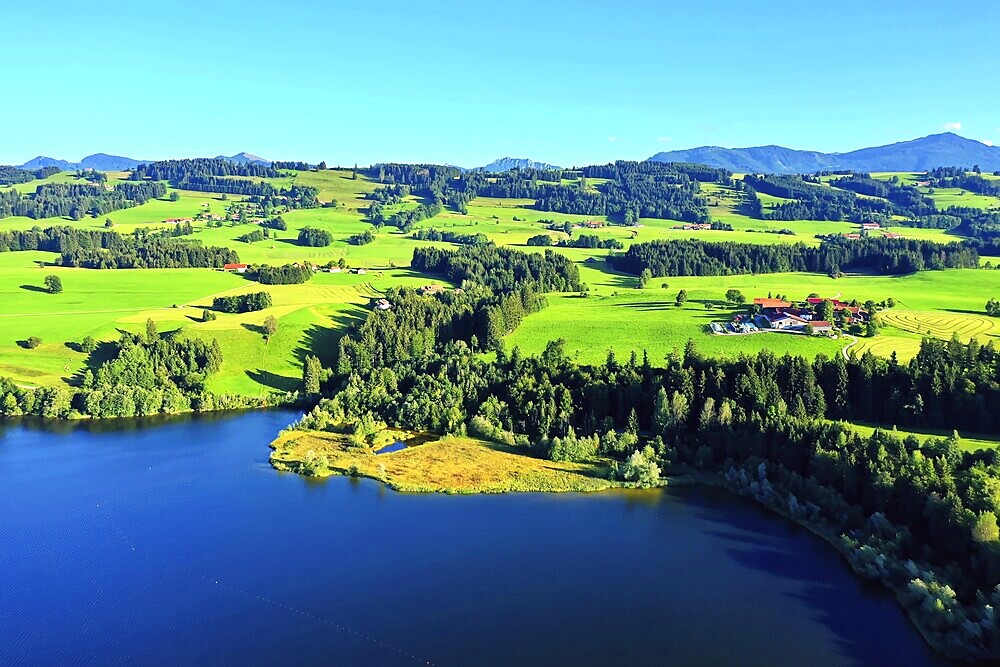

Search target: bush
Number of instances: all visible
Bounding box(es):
[25,336,42,349]
[80,336,97,353]
[44,275,62,294]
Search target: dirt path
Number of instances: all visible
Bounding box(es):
[841,334,859,359]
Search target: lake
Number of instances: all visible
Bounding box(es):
[0,410,949,666]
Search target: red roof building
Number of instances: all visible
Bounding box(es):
[753,298,791,308]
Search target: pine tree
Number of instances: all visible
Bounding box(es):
[303,355,322,394]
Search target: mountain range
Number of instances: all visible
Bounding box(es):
[647,132,1000,173]
[11,134,1000,175]
[15,152,271,171]
[475,157,561,172]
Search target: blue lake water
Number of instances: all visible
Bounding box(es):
[0,410,950,666]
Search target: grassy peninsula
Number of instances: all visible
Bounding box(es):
[269,431,618,494]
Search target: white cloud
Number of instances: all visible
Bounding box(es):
[607,136,618,142]
[657,136,672,143]
[943,121,962,131]
[983,139,994,147]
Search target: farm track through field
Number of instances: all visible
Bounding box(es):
[0,306,172,318]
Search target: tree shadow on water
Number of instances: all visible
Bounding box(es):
[675,486,947,666]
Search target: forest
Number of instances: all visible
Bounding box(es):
[365,161,717,227]
[0,226,238,269]
[131,158,280,182]
[928,167,1000,197]
[0,181,166,219]
[0,165,61,185]
[609,236,979,277]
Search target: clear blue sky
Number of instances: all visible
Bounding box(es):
[2,0,998,166]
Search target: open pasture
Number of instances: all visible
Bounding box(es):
[0,248,432,395]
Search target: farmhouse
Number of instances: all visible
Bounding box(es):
[861,222,881,231]
[810,321,834,333]
[674,222,713,231]
[375,299,392,311]
[760,310,810,330]
[884,232,903,239]
[582,220,605,229]
[223,263,249,273]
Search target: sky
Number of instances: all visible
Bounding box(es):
[2,0,999,167]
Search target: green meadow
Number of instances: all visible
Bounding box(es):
[0,245,432,394]
[507,266,1000,364]
[1,166,995,396]
[846,421,1000,453]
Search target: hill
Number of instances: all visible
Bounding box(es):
[16,152,271,171]
[648,133,1000,173]
[477,157,561,172]
[215,152,271,166]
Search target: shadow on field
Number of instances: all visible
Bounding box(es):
[64,341,118,386]
[291,305,369,365]
[615,301,679,311]
[941,308,989,316]
[19,284,50,294]
[246,368,300,392]
[241,322,267,337]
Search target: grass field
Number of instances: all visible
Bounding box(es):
[1,167,993,393]
[846,422,999,452]
[0,247,434,395]
[269,431,617,493]
[508,266,1000,363]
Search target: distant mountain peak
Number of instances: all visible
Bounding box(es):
[477,157,561,172]
[648,133,1000,173]
[216,152,271,166]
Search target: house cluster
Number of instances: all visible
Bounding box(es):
[750,298,834,333]
[805,297,869,325]
[673,222,713,231]
[746,296,869,334]
[580,220,605,229]
[842,222,903,241]
[164,217,194,224]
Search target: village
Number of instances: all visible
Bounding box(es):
[710,295,870,337]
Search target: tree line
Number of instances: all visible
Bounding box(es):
[364,160,721,229]
[0,226,239,269]
[0,165,61,185]
[0,181,166,220]
[609,236,979,277]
